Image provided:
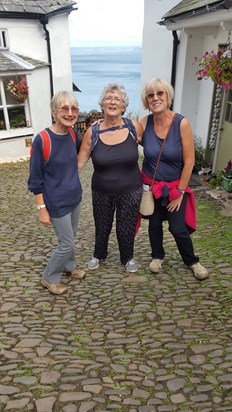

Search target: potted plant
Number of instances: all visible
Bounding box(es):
[6,76,29,102]
[222,159,232,192]
[193,44,232,90]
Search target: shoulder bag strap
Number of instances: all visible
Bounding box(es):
[150,113,177,190]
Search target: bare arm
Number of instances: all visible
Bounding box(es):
[35,193,51,226]
[77,127,92,172]
[132,119,144,144]
[167,117,195,212]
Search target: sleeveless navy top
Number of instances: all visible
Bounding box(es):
[91,133,142,194]
[142,113,184,182]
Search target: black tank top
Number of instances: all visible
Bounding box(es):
[91,134,142,194]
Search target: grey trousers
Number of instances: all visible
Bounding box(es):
[43,203,81,283]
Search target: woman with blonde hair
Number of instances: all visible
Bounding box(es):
[140,78,208,280]
[28,91,85,295]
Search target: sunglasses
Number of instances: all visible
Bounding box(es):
[146,91,165,100]
[58,106,79,114]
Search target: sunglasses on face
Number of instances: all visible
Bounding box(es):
[146,91,166,100]
[58,106,79,114]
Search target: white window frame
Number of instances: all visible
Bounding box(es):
[0,75,33,140]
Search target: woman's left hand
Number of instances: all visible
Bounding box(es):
[167,194,183,212]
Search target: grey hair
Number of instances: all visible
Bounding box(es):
[50,91,79,110]
[141,78,174,109]
[98,83,129,110]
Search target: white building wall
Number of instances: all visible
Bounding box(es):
[1,18,48,61]
[0,12,74,162]
[140,0,180,116]
[48,13,73,92]
[27,67,52,134]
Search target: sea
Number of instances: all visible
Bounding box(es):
[71,46,142,116]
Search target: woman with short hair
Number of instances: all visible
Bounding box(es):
[78,83,143,272]
[140,78,208,280]
[28,91,85,295]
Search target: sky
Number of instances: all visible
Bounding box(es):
[69,0,144,47]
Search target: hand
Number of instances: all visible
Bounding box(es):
[38,208,51,226]
[166,194,183,212]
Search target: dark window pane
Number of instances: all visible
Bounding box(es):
[0,109,6,130]
[8,107,26,128]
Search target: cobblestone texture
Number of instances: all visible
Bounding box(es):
[0,161,232,412]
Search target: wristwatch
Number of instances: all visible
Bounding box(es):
[177,189,185,194]
[37,204,46,210]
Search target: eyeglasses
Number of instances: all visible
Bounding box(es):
[104,96,124,103]
[146,91,166,100]
[58,106,79,114]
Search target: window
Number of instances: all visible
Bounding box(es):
[0,76,29,131]
[0,30,9,49]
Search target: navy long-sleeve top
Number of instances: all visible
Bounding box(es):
[28,128,82,218]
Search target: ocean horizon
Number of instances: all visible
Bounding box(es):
[71,46,142,116]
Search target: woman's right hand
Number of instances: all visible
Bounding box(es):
[38,208,51,226]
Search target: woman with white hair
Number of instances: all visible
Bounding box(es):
[78,83,143,272]
[28,91,85,295]
[140,78,208,280]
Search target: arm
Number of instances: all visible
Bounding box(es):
[35,193,51,226]
[28,135,51,226]
[138,115,149,146]
[132,119,144,145]
[167,117,195,212]
[77,127,92,172]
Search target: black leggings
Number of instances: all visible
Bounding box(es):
[149,194,199,266]
[92,188,142,265]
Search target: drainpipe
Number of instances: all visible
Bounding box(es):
[170,30,180,93]
[39,16,54,98]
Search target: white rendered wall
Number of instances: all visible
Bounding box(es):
[140,0,180,116]
[0,13,73,162]
[48,13,73,92]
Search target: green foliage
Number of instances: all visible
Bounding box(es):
[193,136,210,173]
[207,171,223,188]
[10,113,26,128]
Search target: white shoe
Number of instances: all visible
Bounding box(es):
[88,257,99,270]
[149,259,164,273]
[188,262,209,280]
[125,259,138,273]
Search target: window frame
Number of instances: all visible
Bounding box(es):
[0,29,9,50]
[0,75,33,140]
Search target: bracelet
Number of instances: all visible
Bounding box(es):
[37,204,46,210]
[177,189,185,195]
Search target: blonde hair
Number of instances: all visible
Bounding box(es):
[141,78,174,109]
[50,91,79,111]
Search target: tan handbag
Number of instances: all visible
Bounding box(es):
[139,114,176,216]
[139,188,155,216]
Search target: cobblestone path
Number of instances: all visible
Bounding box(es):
[0,161,232,412]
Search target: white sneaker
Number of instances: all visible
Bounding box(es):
[88,257,99,270]
[149,259,164,273]
[125,259,138,273]
[188,262,209,280]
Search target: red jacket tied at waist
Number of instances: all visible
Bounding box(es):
[137,170,196,234]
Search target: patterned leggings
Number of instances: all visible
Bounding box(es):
[92,188,142,265]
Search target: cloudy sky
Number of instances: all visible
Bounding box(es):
[69,0,144,47]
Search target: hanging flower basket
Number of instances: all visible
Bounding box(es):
[193,44,232,90]
[6,77,29,102]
